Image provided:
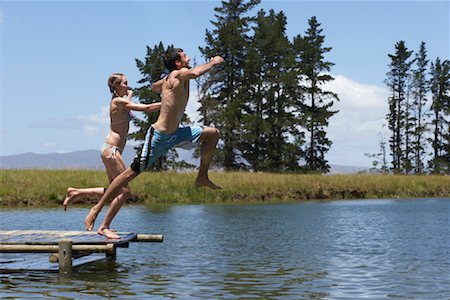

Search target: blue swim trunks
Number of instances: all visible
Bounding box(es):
[131,125,203,173]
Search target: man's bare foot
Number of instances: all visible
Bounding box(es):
[84,207,99,231]
[98,228,121,239]
[195,177,222,190]
[63,187,79,211]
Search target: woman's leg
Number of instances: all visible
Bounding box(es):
[89,167,138,238]
[84,148,129,230]
[63,187,105,211]
[97,152,135,238]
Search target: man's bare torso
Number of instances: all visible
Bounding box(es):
[152,70,190,133]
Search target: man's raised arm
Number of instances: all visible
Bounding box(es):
[179,56,224,80]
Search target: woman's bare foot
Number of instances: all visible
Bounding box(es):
[84,207,99,231]
[195,177,222,190]
[98,228,121,239]
[63,187,79,211]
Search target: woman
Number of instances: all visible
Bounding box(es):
[64,73,161,237]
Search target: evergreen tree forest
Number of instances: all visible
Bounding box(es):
[131,0,339,174]
[383,40,450,174]
[130,0,449,175]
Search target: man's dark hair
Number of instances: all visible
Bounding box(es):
[164,47,184,72]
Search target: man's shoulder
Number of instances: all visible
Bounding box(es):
[169,68,190,82]
[176,67,192,77]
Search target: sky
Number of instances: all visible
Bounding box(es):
[1,0,449,167]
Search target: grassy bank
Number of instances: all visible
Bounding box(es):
[0,169,449,207]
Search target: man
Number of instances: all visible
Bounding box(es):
[86,48,224,238]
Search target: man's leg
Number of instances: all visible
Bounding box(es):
[84,167,139,230]
[195,127,221,189]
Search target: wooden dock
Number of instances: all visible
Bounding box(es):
[0,230,163,273]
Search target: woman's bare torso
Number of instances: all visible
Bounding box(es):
[105,98,130,150]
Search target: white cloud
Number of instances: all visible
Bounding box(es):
[83,124,99,136]
[326,75,389,141]
[186,88,201,123]
[31,106,109,131]
[41,142,70,154]
[42,142,56,148]
[325,75,390,166]
[75,105,109,136]
[77,105,109,125]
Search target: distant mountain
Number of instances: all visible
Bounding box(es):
[0,147,136,170]
[0,148,369,174]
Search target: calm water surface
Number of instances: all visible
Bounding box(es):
[0,198,449,299]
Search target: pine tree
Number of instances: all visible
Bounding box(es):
[293,16,338,173]
[410,41,429,173]
[385,41,414,173]
[403,73,415,174]
[198,0,260,170]
[238,16,266,171]
[428,58,450,174]
[238,9,299,172]
[365,132,389,174]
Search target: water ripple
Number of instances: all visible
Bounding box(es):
[1,198,449,299]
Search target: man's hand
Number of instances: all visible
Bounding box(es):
[211,56,224,65]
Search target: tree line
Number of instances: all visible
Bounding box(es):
[130,0,449,175]
[369,41,450,174]
[131,0,338,174]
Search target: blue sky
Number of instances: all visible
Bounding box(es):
[1,0,449,167]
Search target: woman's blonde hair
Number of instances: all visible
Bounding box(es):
[107,73,124,96]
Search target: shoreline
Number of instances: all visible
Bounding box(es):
[1,170,449,207]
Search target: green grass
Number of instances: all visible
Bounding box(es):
[0,169,449,207]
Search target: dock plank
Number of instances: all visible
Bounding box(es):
[0,230,162,272]
[0,230,137,246]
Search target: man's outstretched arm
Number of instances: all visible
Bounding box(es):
[179,56,224,80]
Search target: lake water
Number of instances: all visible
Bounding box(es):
[0,198,449,299]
